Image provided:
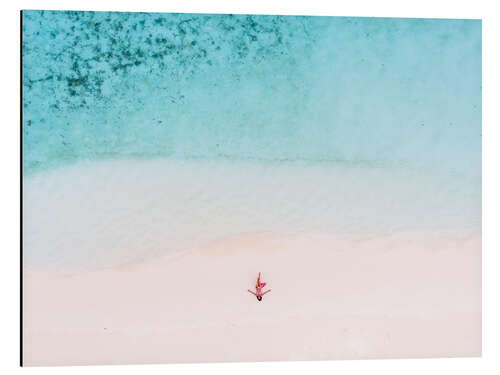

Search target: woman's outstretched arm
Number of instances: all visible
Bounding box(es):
[248,289,257,296]
[262,289,271,295]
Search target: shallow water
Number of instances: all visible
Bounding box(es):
[22,159,480,270]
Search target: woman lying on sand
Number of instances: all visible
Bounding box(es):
[248,272,271,301]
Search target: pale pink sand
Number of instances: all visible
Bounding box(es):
[23,231,481,366]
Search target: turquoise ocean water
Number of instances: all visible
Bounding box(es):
[22,12,481,269]
[22,11,481,178]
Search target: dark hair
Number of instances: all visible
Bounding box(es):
[257,296,262,301]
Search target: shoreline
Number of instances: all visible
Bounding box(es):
[23,158,481,271]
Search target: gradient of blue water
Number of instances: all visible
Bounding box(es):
[22,11,481,180]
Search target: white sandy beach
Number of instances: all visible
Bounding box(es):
[23,230,481,366]
[22,160,481,365]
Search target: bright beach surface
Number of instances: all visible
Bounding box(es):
[22,160,481,365]
[24,230,481,365]
[22,12,481,365]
